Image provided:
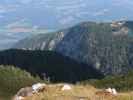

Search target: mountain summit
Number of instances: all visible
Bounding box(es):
[13,21,133,75]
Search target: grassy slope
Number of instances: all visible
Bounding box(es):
[0,65,132,100]
[23,84,133,100]
[0,65,44,100]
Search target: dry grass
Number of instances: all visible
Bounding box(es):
[21,84,133,100]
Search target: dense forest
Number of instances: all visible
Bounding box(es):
[0,49,103,83]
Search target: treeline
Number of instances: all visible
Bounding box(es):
[0,49,103,83]
[81,71,133,92]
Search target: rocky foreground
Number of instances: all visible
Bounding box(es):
[13,83,133,100]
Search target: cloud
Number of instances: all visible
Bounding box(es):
[93,9,110,16]
[59,16,75,25]
[112,0,133,6]
[0,5,18,13]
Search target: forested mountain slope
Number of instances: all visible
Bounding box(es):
[13,21,133,75]
[0,49,103,82]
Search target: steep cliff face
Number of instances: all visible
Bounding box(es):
[13,30,67,50]
[55,21,133,75]
[13,21,133,75]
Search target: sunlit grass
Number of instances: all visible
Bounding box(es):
[24,84,133,100]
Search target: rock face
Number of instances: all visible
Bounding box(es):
[55,21,133,75]
[14,30,68,51]
[13,21,133,75]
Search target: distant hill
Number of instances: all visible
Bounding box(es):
[0,49,103,82]
[13,21,133,75]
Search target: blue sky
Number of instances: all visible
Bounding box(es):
[0,0,133,29]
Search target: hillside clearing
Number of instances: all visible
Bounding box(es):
[16,84,133,100]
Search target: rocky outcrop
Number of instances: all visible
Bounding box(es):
[14,83,47,100]
[13,30,68,51]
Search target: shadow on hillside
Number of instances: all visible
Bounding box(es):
[0,49,104,83]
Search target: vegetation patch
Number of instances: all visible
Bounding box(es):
[81,71,133,92]
[0,65,43,99]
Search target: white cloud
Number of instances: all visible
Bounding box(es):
[112,0,133,6]
[0,5,18,13]
[93,9,110,16]
[59,16,75,25]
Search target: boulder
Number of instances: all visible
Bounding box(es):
[16,87,33,97]
[15,96,25,100]
[61,84,72,91]
[105,88,117,95]
[14,87,33,100]
[105,88,112,93]
[112,88,117,95]
[32,83,46,93]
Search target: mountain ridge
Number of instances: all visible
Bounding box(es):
[13,21,133,75]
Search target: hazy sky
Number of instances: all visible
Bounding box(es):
[0,0,133,29]
[0,0,133,49]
